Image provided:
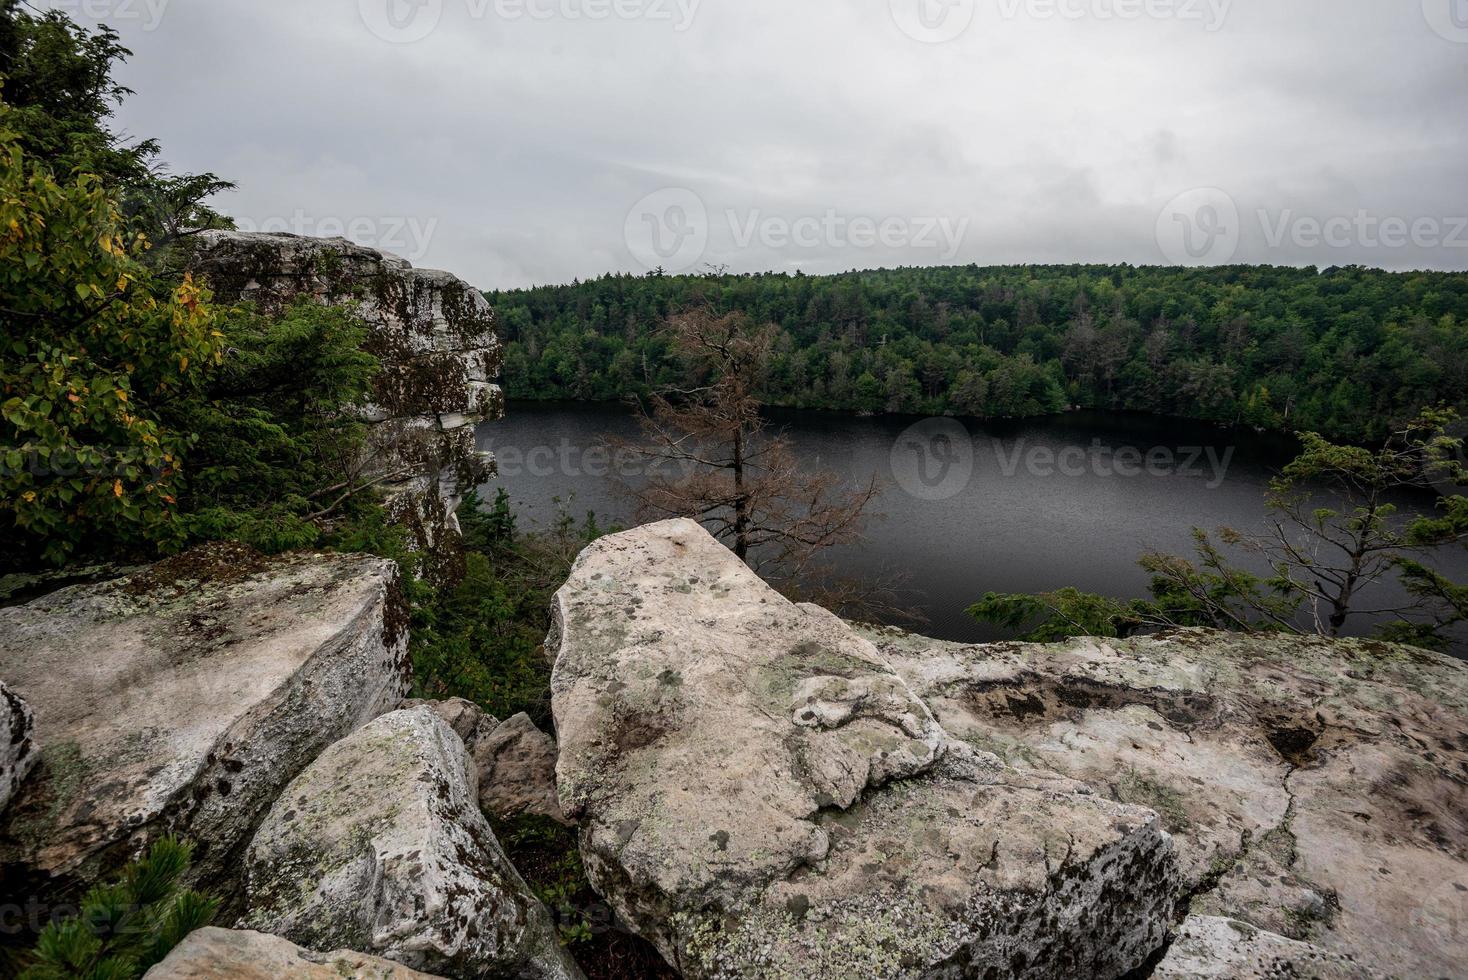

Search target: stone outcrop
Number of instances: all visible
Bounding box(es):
[0,544,409,904]
[866,625,1468,979]
[474,712,568,825]
[402,699,567,824]
[1152,916,1375,979]
[143,928,446,979]
[549,520,1179,979]
[1,680,35,814]
[183,231,503,578]
[242,707,583,980]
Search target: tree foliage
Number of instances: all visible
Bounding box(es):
[971,411,1468,649]
[611,308,879,580]
[491,265,1468,441]
[17,836,217,980]
[0,122,226,565]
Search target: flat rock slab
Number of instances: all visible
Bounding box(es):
[1,680,36,814]
[550,520,1178,979]
[143,928,445,979]
[866,626,1468,979]
[1153,917,1376,979]
[243,707,583,980]
[0,545,410,900]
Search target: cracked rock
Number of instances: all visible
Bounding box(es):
[242,707,583,980]
[550,520,1179,979]
[870,625,1468,978]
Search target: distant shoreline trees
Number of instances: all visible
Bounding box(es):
[489,264,1468,443]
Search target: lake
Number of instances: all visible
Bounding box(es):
[476,401,1468,653]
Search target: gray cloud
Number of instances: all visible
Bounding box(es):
[50,0,1468,287]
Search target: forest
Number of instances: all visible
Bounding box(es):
[490,264,1468,441]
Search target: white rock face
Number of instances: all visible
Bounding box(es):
[242,707,583,980]
[0,544,409,900]
[867,625,1468,980]
[184,232,504,580]
[143,928,446,979]
[550,520,1179,979]
[1153,917,1375,979]
[1,680,36,814]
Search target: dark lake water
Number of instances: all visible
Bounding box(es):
[476,401,1468,654]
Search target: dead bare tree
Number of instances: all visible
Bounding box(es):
[610,308,880,584]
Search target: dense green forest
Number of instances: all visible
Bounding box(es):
[490,265,1468,441]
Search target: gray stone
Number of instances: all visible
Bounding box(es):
[242,707,583,980]
[401,696,498,746]
[1153,916,1376,979]
[474,713,568,826]
[143,928,445,979]
[184,231,504,580]
[550,519,1179,979]
[0,544,409,902]
[1,680,36,814]
[867,625,1468,979]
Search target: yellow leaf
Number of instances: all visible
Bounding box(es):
[21,491,35,503]
[179,356,189,372]
[113,480,123,498]
[116,389,128,403]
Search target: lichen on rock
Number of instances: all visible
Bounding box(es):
[0,548,410,908]
[242,707,583,980]
[549,519,1180,979]
[183,231,504,581]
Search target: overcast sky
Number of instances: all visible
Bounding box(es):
[46,0,1468,289]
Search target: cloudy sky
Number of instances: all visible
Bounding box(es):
[48,0,1468,288]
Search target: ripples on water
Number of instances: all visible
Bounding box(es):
[478,402,1468,655]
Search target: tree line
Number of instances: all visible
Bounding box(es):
[490,264,1468,441]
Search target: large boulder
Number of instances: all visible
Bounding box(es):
[184,231,504,579]
[144,928,445,979]
[0,544,410,907]
[549,520,1179,979]
[1,680,36,814]
[867,625,1468,979]
[1152,916,1375,979]
[242,707,583,980]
